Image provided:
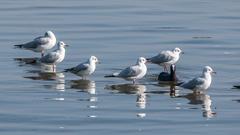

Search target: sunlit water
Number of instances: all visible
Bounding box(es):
[0,0,240,134]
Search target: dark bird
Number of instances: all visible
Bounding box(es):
[158,65,178,82]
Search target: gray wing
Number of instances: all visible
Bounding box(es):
[149,51,174,64]
[23,36,49,49]
[118,65,141,78]
[74,63,90,72]
[40,51,59,64]
[181,77,205,90]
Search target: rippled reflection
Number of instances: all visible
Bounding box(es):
[14,57,39,66]
[23,64,65,91]
[14,57,58,72]
[69,79,96,95]
[149,83,179,97]
[105,84,147,118]
[181,92,216,118]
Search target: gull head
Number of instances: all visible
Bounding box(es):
[173,47,183,55]
[90,56,99,64]
[58,41,68,48]
[203,66,216,75]
[137,57,147,64]
[45,31,55,37]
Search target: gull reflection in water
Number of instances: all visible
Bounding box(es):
[14,57,40,66]
[69,79,96,95]
[182,92,216,118]
[69,79,97,118]
[24,64,65,91]
[14,57,58,73]
[105,84,147,118]
[149,82,180,98]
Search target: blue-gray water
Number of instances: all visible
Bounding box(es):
[0,0,240,134]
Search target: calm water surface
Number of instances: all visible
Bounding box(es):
[0,0,240,134]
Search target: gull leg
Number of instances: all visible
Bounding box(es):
[133,79,136,85]
[53,65,56,72]
[41,51,44,57]
[164,64,168,72]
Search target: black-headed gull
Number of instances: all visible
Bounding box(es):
[147,48,183,71]
[180,66,216,92]
[64,56,99,79]
[14,31,57,56]
[105,57,147,84]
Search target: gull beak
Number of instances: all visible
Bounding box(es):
[212,71,217,74]
[65,44,69,47]
[96,60,100,64]
[181,52,185,54]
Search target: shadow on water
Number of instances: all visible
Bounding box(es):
[105,83,147,118]
[177,92,217,118]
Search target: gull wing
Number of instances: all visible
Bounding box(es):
[181,77,205,90]
[23,36,50,49]
[118,65,142,78]
[149,51,174,64]
[40,51,59,64]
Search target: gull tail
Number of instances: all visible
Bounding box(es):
[176,81,184,86]
[104,75,115,77]
[104,73,119,78]
[64,68,74,72]
[14,44,24,48]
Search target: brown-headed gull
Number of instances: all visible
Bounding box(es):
[14,31,57,57]
[105,57,147,84]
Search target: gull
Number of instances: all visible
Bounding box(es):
[14,31,57,56]
[147,47,183,71]
[105,57,147,84]
[64,56,99,79]
[40,41,67,72]
[179,66,216,92]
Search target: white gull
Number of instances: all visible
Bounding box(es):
[147,47,183,71]
[65,56,99,79]
[180,66,216,92]
[105,57,147,84]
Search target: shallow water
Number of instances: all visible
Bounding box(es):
[0,0,240,134]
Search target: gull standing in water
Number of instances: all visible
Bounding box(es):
[40,41,67,72]
[147,48,183,71]
[105,57,147,84]
[14,31,57,57]
[179,66,216,92]
[64,56,99,79]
